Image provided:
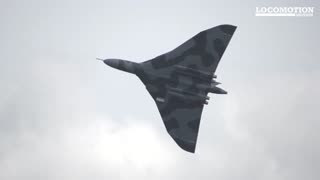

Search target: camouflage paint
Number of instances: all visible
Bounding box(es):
[102,24,236,153]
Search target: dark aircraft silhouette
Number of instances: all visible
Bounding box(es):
[98,24,236,153]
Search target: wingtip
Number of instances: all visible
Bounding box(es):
[219,24,237,35]
[205,24,237,36]
[173,137,197,153]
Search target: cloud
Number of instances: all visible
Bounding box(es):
[1,33,319,180]
[0,0,319,180]
[0,60,178,180]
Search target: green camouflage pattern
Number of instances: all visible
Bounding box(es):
[100,24,236,153]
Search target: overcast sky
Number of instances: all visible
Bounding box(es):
[0,0,320,180]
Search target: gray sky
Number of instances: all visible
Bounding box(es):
[0,0,320,180]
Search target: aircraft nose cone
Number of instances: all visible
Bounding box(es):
[104,59,119,68]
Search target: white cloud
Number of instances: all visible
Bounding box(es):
[0,0,319,180]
